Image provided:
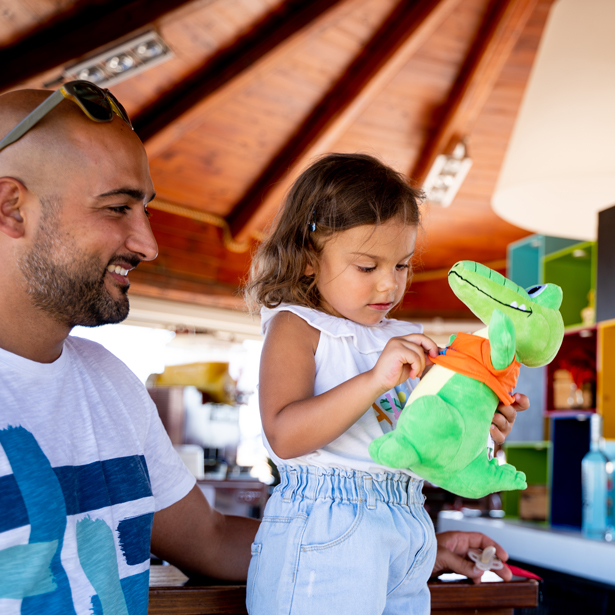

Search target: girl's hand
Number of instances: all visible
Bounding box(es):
[490,393,529,445]
[369,334,439,394]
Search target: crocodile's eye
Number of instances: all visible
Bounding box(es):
[526,284,547,298]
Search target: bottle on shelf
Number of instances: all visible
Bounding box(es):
[581,413,614,540]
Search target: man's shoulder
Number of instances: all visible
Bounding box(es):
[65,335,142,385]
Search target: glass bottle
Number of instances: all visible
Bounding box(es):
[582,414,614,540]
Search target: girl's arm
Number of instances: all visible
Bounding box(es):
[259,311,438,459]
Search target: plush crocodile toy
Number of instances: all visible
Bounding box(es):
[369,261,564,499]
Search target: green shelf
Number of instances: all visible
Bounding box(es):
[543,241,596,329]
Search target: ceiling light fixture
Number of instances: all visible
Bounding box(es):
[423,140,473,207]
[46,31,173,89]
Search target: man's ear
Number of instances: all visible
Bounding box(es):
[0,177,27,239]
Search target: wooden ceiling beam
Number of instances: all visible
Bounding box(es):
[135,0,348,157]
[410,0,542,185]
[227,0,461,243]
[0,0,197,92]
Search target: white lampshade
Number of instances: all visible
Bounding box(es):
[492,0,615,241]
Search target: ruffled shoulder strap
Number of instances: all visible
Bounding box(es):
[260,304,422,354]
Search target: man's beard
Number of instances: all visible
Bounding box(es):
[18,205,138,328]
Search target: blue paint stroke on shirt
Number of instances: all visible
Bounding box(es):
[0,541,58,598]
[0,426,75,614]
[121,569,150,615]
[76,517,129,615]
[117,513,154,566]
[90,570,150,615]
[54,455,152,515]
[0,455,153,534]
[0,474,28,532]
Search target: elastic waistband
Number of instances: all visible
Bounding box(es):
[276,465,424,507]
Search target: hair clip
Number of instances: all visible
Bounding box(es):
[309,209,316,232]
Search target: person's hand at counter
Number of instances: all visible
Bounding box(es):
[491,393,529,444]
[432,531,513,584]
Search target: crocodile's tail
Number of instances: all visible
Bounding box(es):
[369,431,420,469]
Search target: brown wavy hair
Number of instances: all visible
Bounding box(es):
[244,153,423,312]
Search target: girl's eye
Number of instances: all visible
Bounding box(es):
[396,263,410,271]
[357,265,376,273]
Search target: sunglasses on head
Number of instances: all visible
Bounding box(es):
[0,80,132,153]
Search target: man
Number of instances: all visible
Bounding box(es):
[0,83,520,614]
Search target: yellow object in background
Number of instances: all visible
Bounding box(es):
[152,362,236,404]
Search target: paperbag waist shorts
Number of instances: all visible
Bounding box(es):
[247,465,436,615]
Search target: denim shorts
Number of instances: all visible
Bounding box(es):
[247,466,436,615]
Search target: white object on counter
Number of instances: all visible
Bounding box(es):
[174,444,205,479]
[438,510,615,586]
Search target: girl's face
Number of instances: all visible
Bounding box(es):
[309,219,417,326]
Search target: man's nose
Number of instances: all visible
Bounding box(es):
[126,208,158,261]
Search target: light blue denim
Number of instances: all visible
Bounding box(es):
[247,466,436,615]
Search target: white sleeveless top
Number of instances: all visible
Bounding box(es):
[260,304,423,477]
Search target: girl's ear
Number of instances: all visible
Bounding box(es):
[304,251,317,276]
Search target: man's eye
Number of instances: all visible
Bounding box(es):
[110,205,130,214]
[144,206,153,219]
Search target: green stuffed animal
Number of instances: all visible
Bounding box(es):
[369,260,564,499]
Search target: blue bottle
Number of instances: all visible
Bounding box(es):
[582,414,614,540]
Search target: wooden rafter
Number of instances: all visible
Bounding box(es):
[227,0,461,244]
[0,0,198,92]
[410,0,541,184]
[135,0,347,157]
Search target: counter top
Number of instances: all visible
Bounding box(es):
[438,511,615,586]
[148,564,538,614]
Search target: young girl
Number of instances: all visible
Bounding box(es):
[245,153,516,615]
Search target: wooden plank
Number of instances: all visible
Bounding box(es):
[227,0,462,243]
[135,0,348,157]
[0,0,198,91]
[146,566,538,614]
[410,0,542,184]
[429,578,539,610]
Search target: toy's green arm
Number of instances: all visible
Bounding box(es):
[488,308,516,369]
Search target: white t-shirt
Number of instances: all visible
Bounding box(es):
[260,305,423,477]
[0,336,196,615]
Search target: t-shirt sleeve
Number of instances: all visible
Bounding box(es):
[141,397,196,511]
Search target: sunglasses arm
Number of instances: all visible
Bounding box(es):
[0,90,65,152]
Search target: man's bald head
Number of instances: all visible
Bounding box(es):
[0,88,145,200]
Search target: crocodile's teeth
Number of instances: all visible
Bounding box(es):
[510,301,518,308]
[519,304,527,311]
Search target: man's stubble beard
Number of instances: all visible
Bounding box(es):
[18,199,131,328]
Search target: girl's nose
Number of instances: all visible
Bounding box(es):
[377,270,399,292]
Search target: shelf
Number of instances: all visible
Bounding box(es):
[543,409,595,418]
[543,241,597,329]
[545,327,596,413]
[507,234,581,289]
[598,320,615,438]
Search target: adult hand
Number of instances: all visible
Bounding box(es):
[432,531,512,584]
[490,392,529,445]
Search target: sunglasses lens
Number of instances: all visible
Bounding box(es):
[71,82,113,122]
[106,91,132,127]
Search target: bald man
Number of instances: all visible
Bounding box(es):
[0,86,259,614]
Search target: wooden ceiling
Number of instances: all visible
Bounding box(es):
[0,0,556,319]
